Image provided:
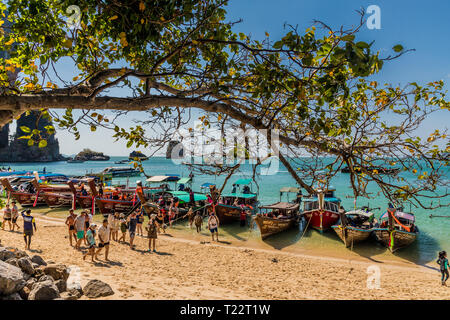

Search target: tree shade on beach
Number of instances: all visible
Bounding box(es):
[0,0,447,210]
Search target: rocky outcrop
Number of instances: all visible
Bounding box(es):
[0,246,114,300]
[166,140,184,159]
[74,148,110,161]
[83,279,114,298]
[0,261,26,295]
[0,111,68,162]
[129,150,148,160]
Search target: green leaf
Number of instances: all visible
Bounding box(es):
[393,45,403,53]
[38,140,47,148]
[20,126,31,133]
[27,140,34,146]
[90,125,97,132]
[341,35,355,42]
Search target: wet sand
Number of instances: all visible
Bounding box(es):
[0,209,449,300]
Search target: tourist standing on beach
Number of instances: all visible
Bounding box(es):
[21,209,36,250]
[112,212,120,241]
[194,210,203,233]
[74,211,87,250]
[107,210,115,240]
[118,214,127,243]
[136,209,144,236]
[96,219,110,261]
[127,211,138,249]
[437,251,449,286]
[207,211,220,242]
[11,201,20,231]
[83,224,97,262]
[146,214,159,253]
[2,203,12,231]
[65,209,77,246]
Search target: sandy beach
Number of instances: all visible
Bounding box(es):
[0,209,449,300]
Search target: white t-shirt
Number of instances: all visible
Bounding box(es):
[98,225,110,243]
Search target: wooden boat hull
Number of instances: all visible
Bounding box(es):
[331,225,373,247]
[253,214,297,240]
[215,204,242,224]
[94,198,137,215]
[8,192,46,207]
[41,192,74,208]
[374,228,419,253]
[304,210,339,232]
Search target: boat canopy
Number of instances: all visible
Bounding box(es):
[14,173,66,179]
[167,191,207,203]
[234,178,252,185]
[146,175,172,183]
[303,196,341,203]
[177,177,191,184]
[260,202,299,210]
[221,192,257,199]
[380,211,415,222]
[280,187,300,193]
[201,182,216,189]
[345,209,374,218]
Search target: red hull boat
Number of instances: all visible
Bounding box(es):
[1,178,46,207]
[303,187,341,233]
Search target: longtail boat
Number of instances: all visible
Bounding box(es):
[31,179,75,208]
[374,207,419,252]
[303,187,341,233]
[254,202,301,239]
[215,178,258,224]
[331,207,378,247]
[0,178,46,207]
[86,179,137,215]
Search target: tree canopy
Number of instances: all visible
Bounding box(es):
[0,0,448,209]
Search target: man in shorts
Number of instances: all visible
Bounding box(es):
[127,211,138,249]
[11,201,20,231]
[65,209,77,247]
[21,209,37,250]
[2,203,12,231]
[207,211,220,242]
[74,211,87,250]
[96,219,110,261]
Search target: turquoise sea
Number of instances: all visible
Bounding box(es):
[1,156,448,265]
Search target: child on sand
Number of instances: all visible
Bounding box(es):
[119,214,127,243]
[127,211,138,249]
[136,209,144,236]
[146,214,159,253]
[83,224,97,262]
[437,251,449,286]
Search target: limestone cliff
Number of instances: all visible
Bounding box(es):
[0,111,67,162]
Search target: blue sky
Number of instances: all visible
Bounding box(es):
[48,0,450,156]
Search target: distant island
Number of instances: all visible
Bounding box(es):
[129,151,149,160]
[73,148,110,161]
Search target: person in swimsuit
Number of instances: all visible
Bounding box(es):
[146,214,159,253]
[437,251,449,286]
[65,209,78,246]
[2,203,12,231]
[83,224,97,262]
[74,211,87,250]
[112,212,120,241]
[11,201,20,231]
[207,212,220,242]
[21,209,37,250]
[96,219,110,261]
